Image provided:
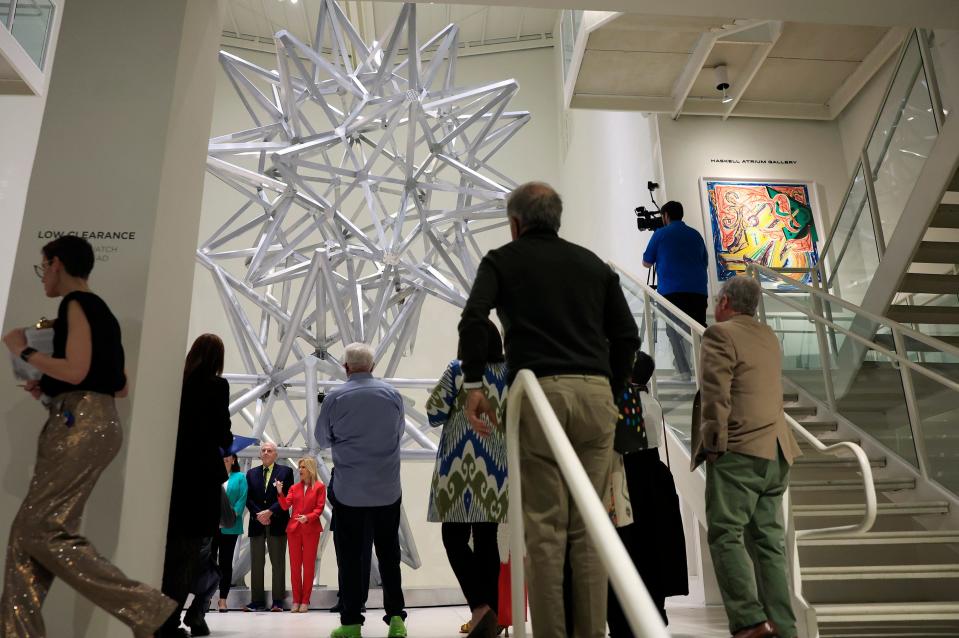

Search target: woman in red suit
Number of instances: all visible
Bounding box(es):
[275,456,326,612]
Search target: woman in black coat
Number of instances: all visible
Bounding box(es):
[159,334,233,637]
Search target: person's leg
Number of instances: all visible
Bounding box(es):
[565,377,617,638]
[661,294,693,377]
[606,525,635,638]
[249,534,266,607]
[1,396,174,637]
[267,533,288,608]
[360,518,373,606]
[706,453,767,634]
[300,531,321,608]
[471,523,501,616]
[159,534,200,631]
[219,533,239,602]
[746,450,797,638]
[372,499,406,622]
[333,498,367,626]
[519,379,571,638]
[288,529,304,606]
[442,523,480,610]
[185,536,219,626]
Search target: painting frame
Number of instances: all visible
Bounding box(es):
[698,177,825,294]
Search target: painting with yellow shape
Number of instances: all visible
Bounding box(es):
[705,180,820,288]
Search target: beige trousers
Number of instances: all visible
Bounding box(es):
[519,375,617,638]
[1,391,174,637]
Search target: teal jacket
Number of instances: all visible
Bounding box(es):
[221,471,248,535]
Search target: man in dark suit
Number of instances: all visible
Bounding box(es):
[244,441,294,612]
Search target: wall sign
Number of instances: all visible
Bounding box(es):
[710,158,798,166]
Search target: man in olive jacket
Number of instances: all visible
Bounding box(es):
[692,276,802,638]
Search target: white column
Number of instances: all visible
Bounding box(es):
[0,1,223,636]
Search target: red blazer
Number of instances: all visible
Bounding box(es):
[277,481,326,535]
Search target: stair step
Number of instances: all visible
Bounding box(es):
[950,168,959,192]
[802,564,959,581]
[794,457,886,469]
[815,601,959,622]
[793,501,950,518]
[791,477,914,493]
[932,203,959,228]
[887,305,959,325]
[899,273,959,294]
[799,530,959,546]
[785,405,818,417]
[795,419,839,433]
[913,241,959,264]
[874,332,959,352]
[799,437,861,448]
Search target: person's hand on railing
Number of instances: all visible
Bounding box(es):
[466,388,498,436]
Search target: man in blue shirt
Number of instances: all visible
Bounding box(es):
[315,343,407,638]
[642,201,709,382]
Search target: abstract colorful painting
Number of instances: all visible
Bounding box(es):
[704,180,820,286]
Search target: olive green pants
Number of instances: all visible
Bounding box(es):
[706,447,797,638]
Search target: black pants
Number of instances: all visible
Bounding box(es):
[332,495,406,626]
[211,531,240,600]
[442,523,500,613]
[159,534,204,631]
[662,293,708,376]
[185,537,219,625]
[332,505,372,605]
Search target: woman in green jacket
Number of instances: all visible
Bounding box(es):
[214,451,248,611]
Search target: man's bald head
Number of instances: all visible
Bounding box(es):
[506,182,563,234]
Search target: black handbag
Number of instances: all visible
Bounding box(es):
[219,484,237,528]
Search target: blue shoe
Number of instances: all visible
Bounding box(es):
[244,602,266,612]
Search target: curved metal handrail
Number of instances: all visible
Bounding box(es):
[505,369,670,638]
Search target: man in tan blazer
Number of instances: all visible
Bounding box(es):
[692,276,802,638]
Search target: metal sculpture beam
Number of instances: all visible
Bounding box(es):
[199,0,529,577]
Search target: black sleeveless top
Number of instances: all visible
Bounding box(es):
[40,291,126,397]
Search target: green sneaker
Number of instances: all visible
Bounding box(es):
[330,624,362,638]
[387,615,407,638]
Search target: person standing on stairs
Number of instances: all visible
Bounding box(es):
[642,200,709,383]
[692,276,803,638]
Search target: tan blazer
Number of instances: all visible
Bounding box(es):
[690,314,802,470]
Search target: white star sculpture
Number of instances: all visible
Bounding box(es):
[197,0,529,573]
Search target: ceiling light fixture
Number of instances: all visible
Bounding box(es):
[714,65,733,104]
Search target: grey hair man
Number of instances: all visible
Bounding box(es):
[458,182,640,637]
[315,343,408,638]
[692,276,802,638]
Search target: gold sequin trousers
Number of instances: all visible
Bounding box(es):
[0,391,175,637]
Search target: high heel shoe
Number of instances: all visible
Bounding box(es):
[218,599,229,613]
[467,610,498,638]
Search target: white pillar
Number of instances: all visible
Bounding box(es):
[0,1,223,636]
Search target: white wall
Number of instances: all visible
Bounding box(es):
[655,114,850,296]
[189,44,560,591]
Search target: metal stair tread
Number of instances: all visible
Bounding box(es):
[799,530,959,546]
[791,477,914,492]
[793,501,949,517]
[932,203,959,228]
[899,272,959,293]
[802,563,959,580]
[815,601,959,620]
[794,457,886,469]
[887,304,959,324]
[912,241,959,263]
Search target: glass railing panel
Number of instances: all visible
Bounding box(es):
[833,337,920,468]
[825,166,878,306]
[648,298,698,447]
[10,0,55,68]
[867,32,939,246]
[918,372,959,494]
[763,292,831,404]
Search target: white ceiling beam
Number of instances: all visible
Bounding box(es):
[571,94,675,111]
[722,20,782,120]
[571,93,831,119]
[373,0,959,30]
[826,26,909,119]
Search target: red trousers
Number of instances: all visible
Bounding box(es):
[288,529,321,605]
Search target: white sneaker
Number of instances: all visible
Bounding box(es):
[664,373,692,383]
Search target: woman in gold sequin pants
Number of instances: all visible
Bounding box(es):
[2,236,174,637]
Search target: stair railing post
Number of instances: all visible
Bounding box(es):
[811,291,838,412]
[644,289,659,400]
[860,150,886,256]
[916,29,946,131]
[892,328,930,479]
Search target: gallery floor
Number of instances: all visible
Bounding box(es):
[203,604,730,637]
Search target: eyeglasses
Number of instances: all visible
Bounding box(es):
[33,263,47,279]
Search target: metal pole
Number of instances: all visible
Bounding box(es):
[892,328,930,478]
[860,150,886,256]
[811,293,838,411]
[916,29,946,132]
[643,290,659,400]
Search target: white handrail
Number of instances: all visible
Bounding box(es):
[611,262,878,539]
[505,369,670,638]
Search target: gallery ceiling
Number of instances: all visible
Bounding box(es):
[221,0,558,56]
[568,14,909,120]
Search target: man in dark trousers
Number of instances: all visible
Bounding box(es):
[244,441,294,612]
[642,200,709,383]
[459,182,640,638]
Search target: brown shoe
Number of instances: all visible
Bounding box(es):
[732,621,779,638]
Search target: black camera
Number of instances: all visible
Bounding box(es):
[634,181,663,232]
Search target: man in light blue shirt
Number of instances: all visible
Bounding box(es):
[642,200,709,382]
[315,343,407,638]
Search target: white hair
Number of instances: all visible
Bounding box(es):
[344,342,375,372]
[719,277,762,316]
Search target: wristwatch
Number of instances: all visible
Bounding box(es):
[20,347,38,363]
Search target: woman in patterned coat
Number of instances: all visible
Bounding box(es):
[426,319,508,637]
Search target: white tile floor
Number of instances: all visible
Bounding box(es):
[203,604,730,637]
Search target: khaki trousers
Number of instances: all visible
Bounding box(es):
[1,391,174,637]
[519,375,617,638]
